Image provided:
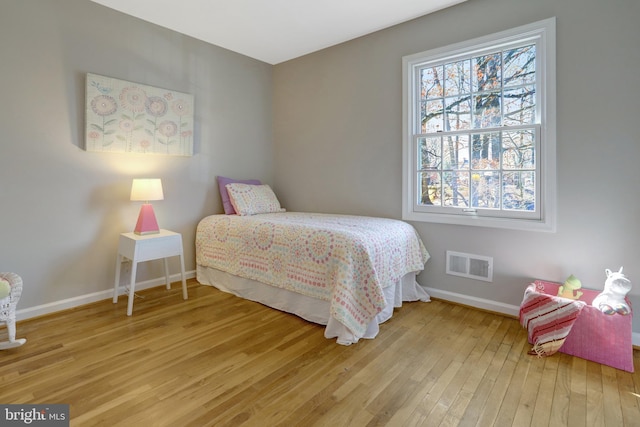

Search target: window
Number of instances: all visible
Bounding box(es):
[402,18,556,231]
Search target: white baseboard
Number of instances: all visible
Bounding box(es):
[424,287,640,347]
[16,278,639,348]
[16,270,196,322]
[424,287,521,317]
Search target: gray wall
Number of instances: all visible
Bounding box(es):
[2,0,639,339]
[273,0,640,334]
[0,0,273,309]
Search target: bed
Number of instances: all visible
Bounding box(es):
[196,210,431,345]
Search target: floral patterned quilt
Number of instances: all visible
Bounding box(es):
[195,212,430,336]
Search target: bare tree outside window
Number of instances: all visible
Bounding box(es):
[416,44,537,213]
[403,18,556,230]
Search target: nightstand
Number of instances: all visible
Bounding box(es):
[113,229,188,315]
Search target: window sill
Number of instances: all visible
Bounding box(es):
[402,210,556,232]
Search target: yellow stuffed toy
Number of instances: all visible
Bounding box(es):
[557,274,583,300]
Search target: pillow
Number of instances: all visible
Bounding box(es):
[226,183,285,216]
[0,279,10,299]
[217,176,261,214]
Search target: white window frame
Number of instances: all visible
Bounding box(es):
[402,18,556,232]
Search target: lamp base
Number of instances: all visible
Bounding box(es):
[134,230,161,236]
[134,203,160,235]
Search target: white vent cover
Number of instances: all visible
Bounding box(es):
[446,251,493,282]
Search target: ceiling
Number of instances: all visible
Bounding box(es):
[90,0,467,64]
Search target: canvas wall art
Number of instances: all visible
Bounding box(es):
[85,73,194,156]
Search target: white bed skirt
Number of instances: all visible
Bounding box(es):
[196,265,431,345]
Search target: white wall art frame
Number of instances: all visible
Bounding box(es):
[85,73,194,156]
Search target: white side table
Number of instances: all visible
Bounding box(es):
[113,229,188,316]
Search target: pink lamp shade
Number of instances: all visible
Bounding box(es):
[130,179,164,235]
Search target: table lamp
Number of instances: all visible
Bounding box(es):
[130,178,164,235]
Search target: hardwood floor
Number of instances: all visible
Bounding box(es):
[1,279,639,426]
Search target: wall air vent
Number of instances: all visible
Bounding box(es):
[446,251,493,282]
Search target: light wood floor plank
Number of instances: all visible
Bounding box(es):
[512,342,546,426]
[568,357,588,427]
[585,362,605,427]
[531,355,560,427]
[617,365,640,426]
[456,320,517,426]
[472,320,528,427]
[493,335,538,425]
[602,365,625,427]
[0,280,638,426]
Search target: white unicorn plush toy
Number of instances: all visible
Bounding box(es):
[592,267,632,315]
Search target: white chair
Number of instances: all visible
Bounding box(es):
[0,272,26,349]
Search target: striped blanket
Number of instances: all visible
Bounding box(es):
[519,281,586,357]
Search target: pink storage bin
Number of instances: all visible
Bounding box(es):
[530,280,634,372]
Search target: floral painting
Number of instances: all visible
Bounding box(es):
[85,73,194,156]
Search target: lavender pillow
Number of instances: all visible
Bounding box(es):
[217,176,261,214]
